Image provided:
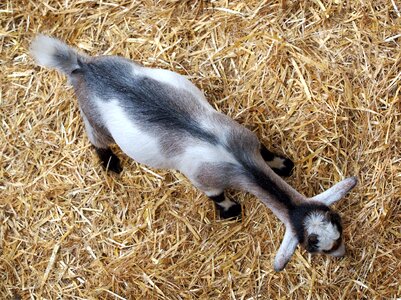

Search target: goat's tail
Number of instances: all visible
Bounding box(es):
[30,34,84,75]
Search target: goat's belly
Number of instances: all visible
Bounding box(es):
[113,128,173,169]
[98,99,175,169]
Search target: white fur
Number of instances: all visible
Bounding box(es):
[80,110,101,148]
[268,157,286,169]
[96,98,237,175]
[204,189,225,197]
[179,144,237,177]
[30,35,79,72]
[312,177,357,206]
[274,228,299,271]
[30,34,359,271]
[136,67,213,111]
[30,35,61,66]
[304,212,340,251]
[329,240,345,257]
[132,66,225,141]
[97,99,171,168]
[215,197,236,210]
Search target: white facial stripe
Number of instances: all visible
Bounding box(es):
[304,212,340,251]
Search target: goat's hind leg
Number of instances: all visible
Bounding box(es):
[81,113,122,174]
[260,144,294,177]
[94,147,122,174]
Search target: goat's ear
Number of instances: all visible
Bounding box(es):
[273,228,299,272]
[311,177,357,206]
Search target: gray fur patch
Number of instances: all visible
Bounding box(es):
[158,132,186,157]
[75,56,219,152]
[80,108,114,148]
[195,162,242,192]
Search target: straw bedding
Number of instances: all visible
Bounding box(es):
[1,0,400,299]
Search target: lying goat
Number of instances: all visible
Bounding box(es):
[30,34,357,271]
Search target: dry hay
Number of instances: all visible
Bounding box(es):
[1,0,400,299]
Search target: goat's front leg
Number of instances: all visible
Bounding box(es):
[260,144,294,177]
[206,190,242,220]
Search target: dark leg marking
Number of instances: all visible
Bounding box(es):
[260,144,294,177]
[260,144,275,161]
[209,192,242,220]
[95,147,123,174]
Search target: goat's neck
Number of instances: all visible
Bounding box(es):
[237,159,305,227]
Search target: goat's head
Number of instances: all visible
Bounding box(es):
[273,176,357,271]
[301,208,344,256]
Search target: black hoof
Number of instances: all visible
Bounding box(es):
[95,147,123,174]
[104,154,123,174]
[260,145,294,177]
[272,157,294,177]
[217,202,242,220]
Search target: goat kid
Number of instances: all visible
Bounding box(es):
[30,35,357,271]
